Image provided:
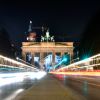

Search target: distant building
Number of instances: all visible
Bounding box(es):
[27,32,37,42]
[27,21,37,42]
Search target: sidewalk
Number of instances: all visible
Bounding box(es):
[15,74,86,100]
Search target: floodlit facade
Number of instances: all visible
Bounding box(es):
[21,21,74,69]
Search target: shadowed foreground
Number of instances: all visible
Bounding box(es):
[15,74,86,100]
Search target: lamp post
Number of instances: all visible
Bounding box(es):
[16,57,36,68]
[71,57,79,63]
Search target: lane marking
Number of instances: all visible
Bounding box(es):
[69,78,100,88]
[4,89,24,100]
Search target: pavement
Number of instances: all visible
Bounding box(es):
[15,74,86,100]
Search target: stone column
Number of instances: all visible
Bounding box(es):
[22,52,26,61]
[61,52,64,58]
[69,52,72,64]
[40,52,43,63]
[32,52,34,65]
[40,52,44,70]
[52,52,55,66]
[40,52,43,62]
[70,48,74,63]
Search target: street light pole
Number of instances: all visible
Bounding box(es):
[71,57,79,63]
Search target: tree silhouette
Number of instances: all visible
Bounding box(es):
[0,27,14,57]
[79,10,100,59]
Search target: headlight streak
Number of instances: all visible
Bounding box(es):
[0,71,47,87]
[49,71,100,76]
[4,89,24,100]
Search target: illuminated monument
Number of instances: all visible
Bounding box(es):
[21,21,74,69]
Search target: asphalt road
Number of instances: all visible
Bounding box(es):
[0,77,36,100]
[15,74,86,100]
[0,73,99,100]
[62,75,100,100]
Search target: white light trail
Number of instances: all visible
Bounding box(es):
[4,89,24,100]
[0,54,36,70]
[49,71,100,76]
[0,71,47,87]
[56,53,100,72]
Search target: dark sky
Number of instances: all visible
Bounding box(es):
[0,0,100,42]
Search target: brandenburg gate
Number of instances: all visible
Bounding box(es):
[21,30,74,68]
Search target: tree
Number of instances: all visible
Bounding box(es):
[79,9,100,59]
[0,27,14,57]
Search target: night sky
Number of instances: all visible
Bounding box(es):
[0,0,100,42]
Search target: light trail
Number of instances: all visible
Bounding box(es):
[65,77,100,88]
[4,89,24,100]
[0,64,24,70]
[53,53,100,72]
[49,71,100,76]
[0,54,35,70]
[0,71,47,87]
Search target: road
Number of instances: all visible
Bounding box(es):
[0,77,36,100]
[0,71,46,100]
[0,72,100,100]
[60,75,100,100]
[14,74,86,100]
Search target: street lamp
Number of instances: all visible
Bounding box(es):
[16,57,36,68]
[71,57,79,63]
